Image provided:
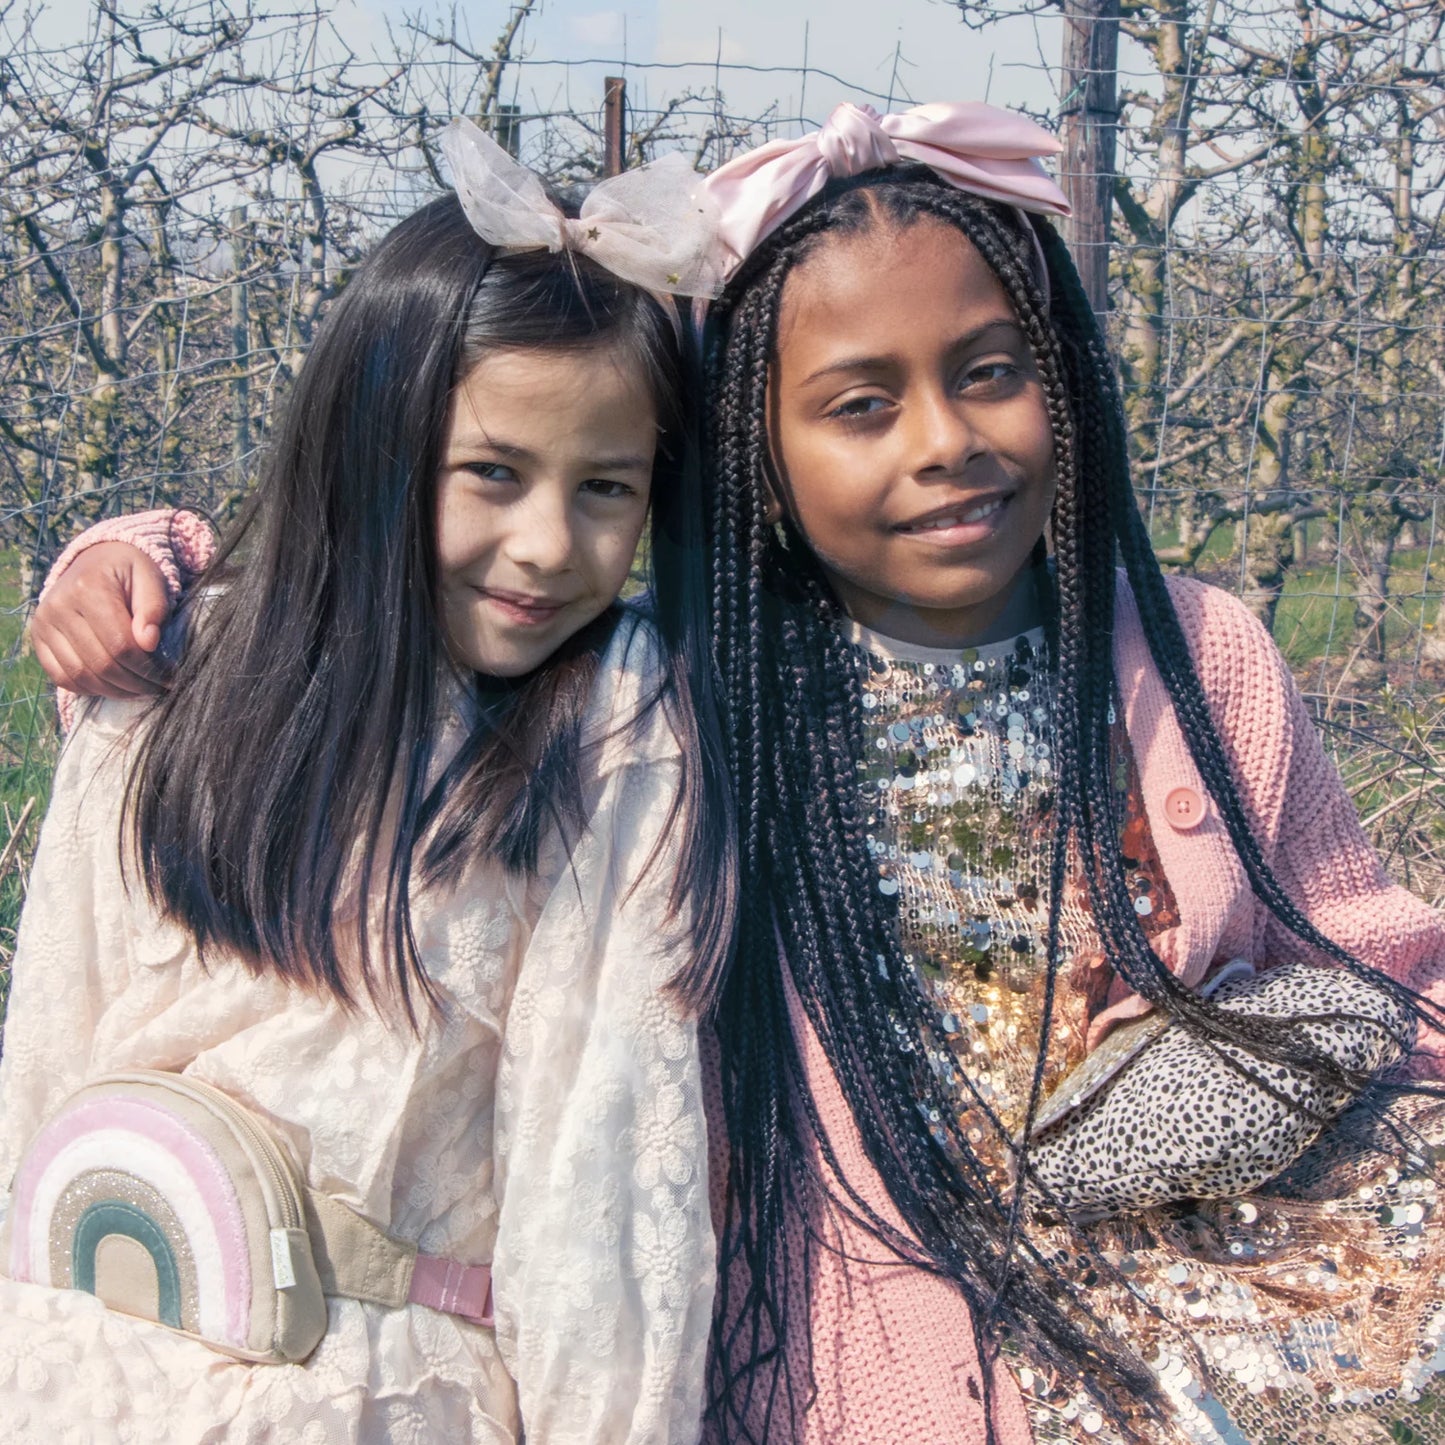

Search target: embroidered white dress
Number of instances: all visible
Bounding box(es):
[0,615,713,1445]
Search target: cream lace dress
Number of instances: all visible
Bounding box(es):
[0,615,713,1445]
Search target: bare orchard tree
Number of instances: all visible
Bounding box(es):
[0,0,427,593]
[405,0,762,184]
[947,0,1445,659]
[0,0,780,606]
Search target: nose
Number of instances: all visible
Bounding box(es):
[504,486,576,575]
[910,385,977,478]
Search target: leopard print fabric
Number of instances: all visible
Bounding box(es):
[1027,960,1416,1217]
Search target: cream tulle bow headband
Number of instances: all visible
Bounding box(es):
[440,118,725,299]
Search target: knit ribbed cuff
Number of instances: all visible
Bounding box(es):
[40,509,216,731]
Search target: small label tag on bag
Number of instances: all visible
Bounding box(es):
[270,1228,297,1289]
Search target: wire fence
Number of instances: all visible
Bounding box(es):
[3,0,1444,976]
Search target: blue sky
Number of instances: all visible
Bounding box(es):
[342,0,1063,140]
[33,0,1071,169]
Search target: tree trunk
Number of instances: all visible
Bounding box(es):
[231,208,251,493]
[1117,0,1205,415]
[1356,520,1401,665]
[1240,509,1295,632]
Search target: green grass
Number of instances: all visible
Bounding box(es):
[0,551,56,1018]
[1269,557,1439,672]
[1145,515,1444,680]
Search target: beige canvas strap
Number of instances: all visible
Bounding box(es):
[302,1190,493,1324]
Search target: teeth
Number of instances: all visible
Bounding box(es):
[911,498,1004,531]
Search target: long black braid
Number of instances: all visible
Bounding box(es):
[702,167,1444,1443]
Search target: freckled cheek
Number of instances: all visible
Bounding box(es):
[577,516,646,598]
[435,491,500,575]
[615,527,648,588]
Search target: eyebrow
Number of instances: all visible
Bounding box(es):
[798,318,1026,387]
[446,437,653,472]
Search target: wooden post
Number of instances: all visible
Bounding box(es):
[603,76,626,176]
[1059,0,1120,319]
[494,103,521,157]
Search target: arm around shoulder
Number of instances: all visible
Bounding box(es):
[41,508,215,606]
[32,510,217,725]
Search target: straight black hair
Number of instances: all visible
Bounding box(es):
[701,168,1441,1441]
[126,192,734,1021]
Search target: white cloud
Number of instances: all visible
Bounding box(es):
[570,11,627,48]
[655,29,747,65]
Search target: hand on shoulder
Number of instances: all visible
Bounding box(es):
[30,541,172,700]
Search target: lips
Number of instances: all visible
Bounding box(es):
[476,587,569,625]
[894,493,1011,534]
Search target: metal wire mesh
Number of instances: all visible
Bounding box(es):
[3,0,1443,974]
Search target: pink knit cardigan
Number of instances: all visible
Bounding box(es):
[44,517,1445,1443]
[708,573,1445,1444]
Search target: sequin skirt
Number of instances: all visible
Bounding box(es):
[1019,1091,1445,1444]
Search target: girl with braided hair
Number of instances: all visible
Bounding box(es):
[698,102,1445,1444]
[6,125,730,1442]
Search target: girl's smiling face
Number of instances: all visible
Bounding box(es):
[436,341,657,677]
[768,216,1056,648]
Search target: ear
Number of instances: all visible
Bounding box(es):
[761,468,784,526]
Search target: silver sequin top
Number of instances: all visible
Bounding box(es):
[850,619,1175,1186]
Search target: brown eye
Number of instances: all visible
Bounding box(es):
[959,362,1018,390]
[826,396,888,421]
[582,479,638,499]
[465,462,517,483]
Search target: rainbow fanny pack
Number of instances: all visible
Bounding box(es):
[1,1070,493,1363]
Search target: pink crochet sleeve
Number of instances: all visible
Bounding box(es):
[39,508,215,608]
[1257,671,1445,1080]
[38,509,216,732]
[1167,577,1445,1079]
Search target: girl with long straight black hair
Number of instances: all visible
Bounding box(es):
[699,102,1445,1445]
[2,127,733,1443]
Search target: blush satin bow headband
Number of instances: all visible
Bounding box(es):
[703,101,1072,282]
[440,117,725,299]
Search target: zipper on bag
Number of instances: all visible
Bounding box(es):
[103,1071,304,1231]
